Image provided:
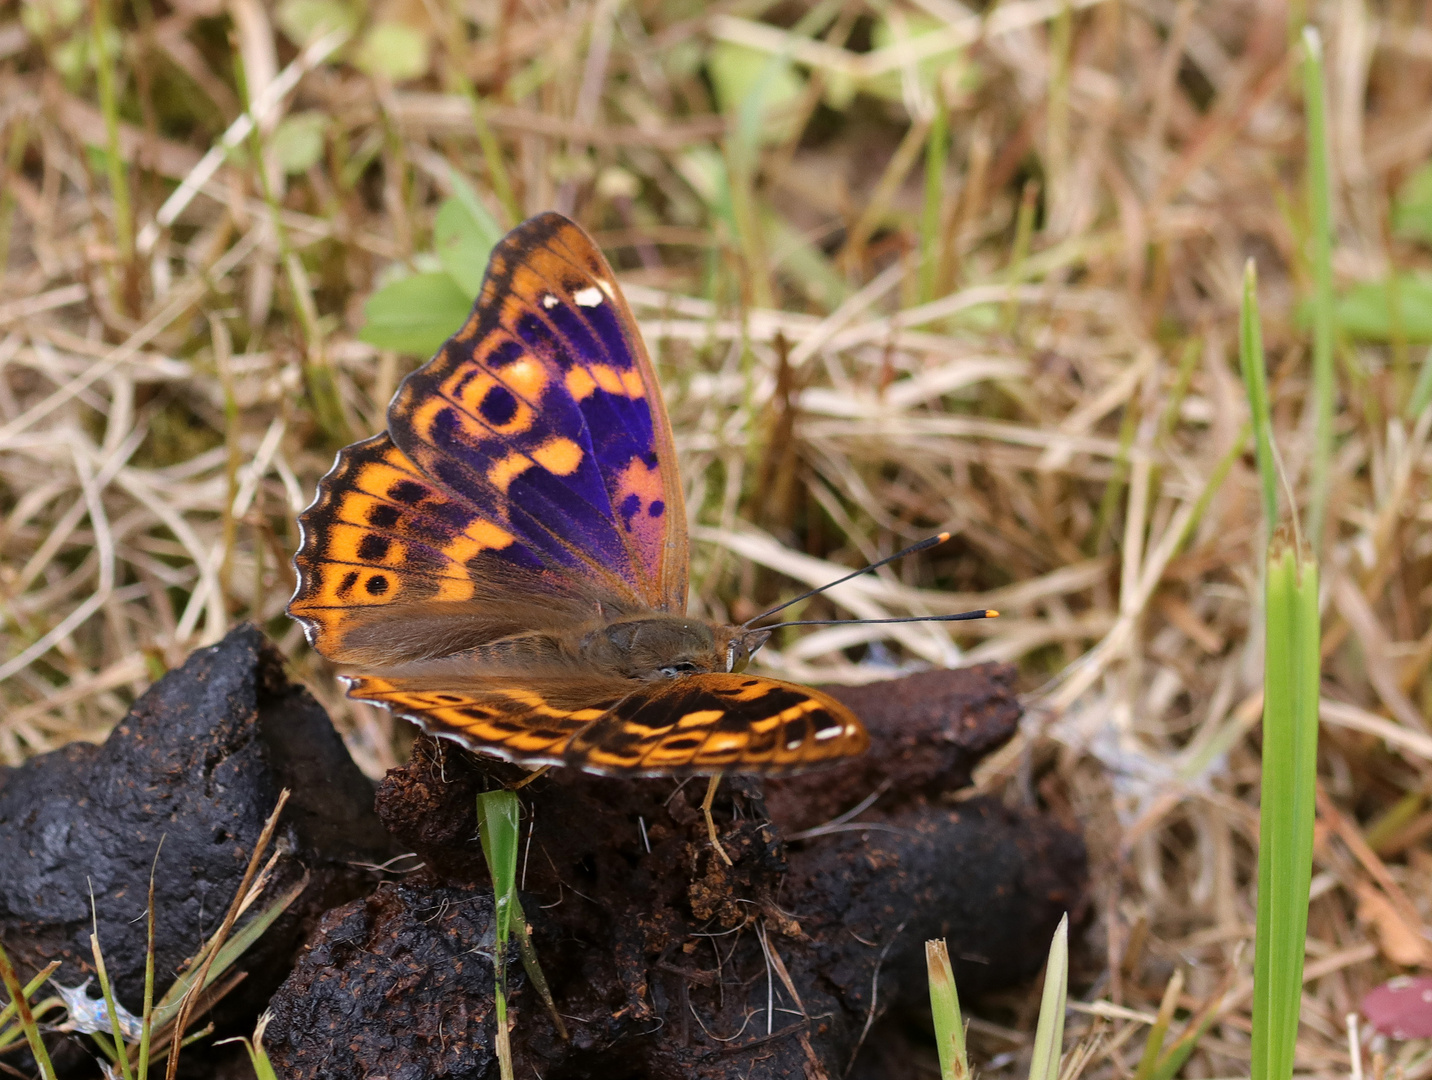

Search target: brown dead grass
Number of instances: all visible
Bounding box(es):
[3,0,1432,1076]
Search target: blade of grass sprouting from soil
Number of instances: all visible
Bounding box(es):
[1132,969,1183,1080]
[215,1012,278,1080]
[1027,915,1069,1080]
[91,0,133,267]
[920,97,950,304]
[478,789,521,1080]
[926,939,968,1080]
[1046,1,1072,199]
[1302,27,1335,551]
[1250,535,1320,1080]
[137,840,161,1080]
[0,962,60,1034]
[0,941,59,1080]
[1240,260,1279,530]
[91,917,137,1080]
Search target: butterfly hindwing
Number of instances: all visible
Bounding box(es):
[387,212,687,614]
[345,671,868,776]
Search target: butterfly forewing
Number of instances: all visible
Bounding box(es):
[388,212,686,613]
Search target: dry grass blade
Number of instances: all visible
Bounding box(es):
[161,789,289,1080]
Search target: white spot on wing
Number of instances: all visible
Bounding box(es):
[573,286,603,307]
[786,739,803,750]
[596,278,616,299]
[814,727,841,741]
[542,294,559,309]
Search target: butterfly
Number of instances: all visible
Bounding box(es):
[288,211,872,862]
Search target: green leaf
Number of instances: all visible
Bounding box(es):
[354,21,430,82]
[707,42,806,146]
[358,272,472,356]
[1331,273,1432,342]
[1393,162,1432,242]
[435,171,503,298]
[865,14,971,105]
[271,112,328,175]
[275,0,358,45]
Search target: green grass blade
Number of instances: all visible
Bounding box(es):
[926,939,968,1080]
[1027,915,1069,1080]
[1132,970,1183,1080]
[91,0,133,264]
[91,932,136,1080]
[478,790,522,1080]
[1250,538,1321,1080]
[0,941,59,1080]
[1301,26,1335,551]
[920,97,950,304]
[0,962,59,1033]
[1240,260,1279,530]
[511,898,568,1040]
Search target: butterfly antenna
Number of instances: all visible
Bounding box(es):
[742,532,954,628]
[771,609,998,628]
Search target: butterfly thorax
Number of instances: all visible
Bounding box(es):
[574,615,770,681]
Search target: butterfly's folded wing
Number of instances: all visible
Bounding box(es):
[387,213,686,609]
[345,672,868,776]
[291,214,688,664]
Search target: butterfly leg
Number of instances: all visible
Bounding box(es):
[508,764,552,790]
[701,774,733,867]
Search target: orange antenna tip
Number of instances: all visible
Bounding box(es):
[937,531,951,543]
[985,609,999,618]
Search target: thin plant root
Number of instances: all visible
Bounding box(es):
[701,774,733,867]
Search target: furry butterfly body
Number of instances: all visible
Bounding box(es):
[289,212,868,779]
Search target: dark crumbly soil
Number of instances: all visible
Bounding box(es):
[0,629,1084,1080]
[0,625,393,1075]
[265,661,1086,1079]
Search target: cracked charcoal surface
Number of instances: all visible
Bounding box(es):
[0,624,394,1071]
[264,661,1087,1080]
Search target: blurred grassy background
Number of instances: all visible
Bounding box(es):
[5,0,1432,1074]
